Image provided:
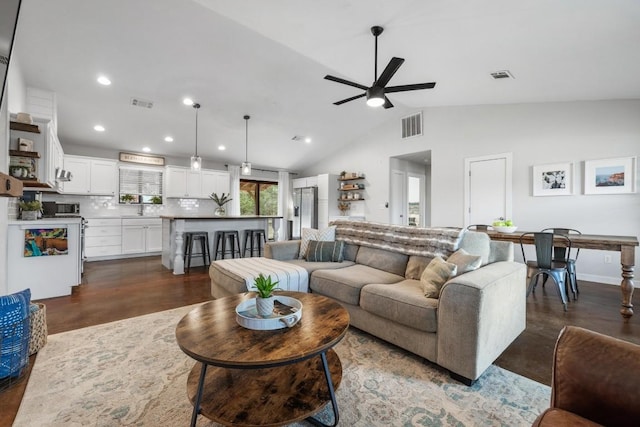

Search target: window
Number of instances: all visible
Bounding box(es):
[119,166,163,204]
[240,180,278,215]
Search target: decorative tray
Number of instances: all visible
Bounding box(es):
[236,296,302,330]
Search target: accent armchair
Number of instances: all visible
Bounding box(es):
[532,326,640,427]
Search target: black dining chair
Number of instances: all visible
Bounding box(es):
[541,228,581,299]
[520,232,572,311]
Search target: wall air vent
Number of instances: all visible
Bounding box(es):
[130,98,154,109]
[490,70,514,79]
[0,55,9,65]
[401,112,423,139]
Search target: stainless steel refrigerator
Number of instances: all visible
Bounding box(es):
[291,187,318,239]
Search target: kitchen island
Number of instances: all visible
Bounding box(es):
[161,215,282,275]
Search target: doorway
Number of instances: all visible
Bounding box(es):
[464,153,512,226]
[389,151,431,226]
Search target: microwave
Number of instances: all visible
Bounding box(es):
[42,202,80,216]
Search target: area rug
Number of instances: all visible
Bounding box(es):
[14,304,550,426]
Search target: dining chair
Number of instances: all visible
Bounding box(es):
[520,232,572,311]
[541,228,581,299]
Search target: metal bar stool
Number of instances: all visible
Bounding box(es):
[242,228,267,258]
[184,231,211,273]
[213,230,241,260]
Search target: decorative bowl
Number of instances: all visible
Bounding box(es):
[493,226,518,233]
[236,295,302,330]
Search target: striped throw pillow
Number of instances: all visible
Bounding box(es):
[299,226,336,259]
[305,240,345,262]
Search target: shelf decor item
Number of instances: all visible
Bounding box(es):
[251,273,282,317]
[19,200,41,221]
[210,192,232,216]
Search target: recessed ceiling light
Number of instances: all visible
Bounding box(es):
[164,136,174,142]
[97,75,111,86]
[142,147,151,153]
[94,125,105,132]
[183,98,194,106]
[218,145,226,151]
[304,137,312,143]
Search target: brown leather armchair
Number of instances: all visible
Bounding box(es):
[533,326,640,427]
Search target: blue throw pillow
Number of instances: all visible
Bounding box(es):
[0,288,31,378]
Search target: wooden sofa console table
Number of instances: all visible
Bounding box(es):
[486,231,638,320]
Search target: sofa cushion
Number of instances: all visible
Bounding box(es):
[305,240,344,262]
[405,255,434,280]
[299,226,336,259]
[310,264,405,306]
[420,256,457,298]
[285,259,354,273]
[458,230,491,266]
[447,249,482,276]
[360,280,439,333]
[355,246,408,276]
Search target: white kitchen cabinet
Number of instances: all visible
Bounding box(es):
[84,218,122,258]
[165,166,229,198]
[292,176,318,189]
[45,125,64,188]
[316,174,338,230]
[122,218,162,254]
[63,155,117,195]
[201,169,230,197]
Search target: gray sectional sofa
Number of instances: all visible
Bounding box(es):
[209,220,526,384]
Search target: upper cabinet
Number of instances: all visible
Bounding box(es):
[292,175,318,189]
[62,155,117,195]
[9,116,64,191]
[165,166,230,199]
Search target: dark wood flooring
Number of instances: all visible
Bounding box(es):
[1,256,638,426]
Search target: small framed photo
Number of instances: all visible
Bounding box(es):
[532,162,573,196]
[584,157,636,195]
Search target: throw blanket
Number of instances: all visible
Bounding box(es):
[212,257,309,293]
[330,220,464,258]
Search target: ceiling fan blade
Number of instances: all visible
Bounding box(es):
[383,96,394,109]
[333,93,366,105]
[324,75,369,91]
[374,57,405,88]
[385,82,436,93]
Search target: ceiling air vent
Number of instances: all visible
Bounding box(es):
[0,55,9,65]
[490,70,514,79]
[401,112,423,139]
[130,97,154,109]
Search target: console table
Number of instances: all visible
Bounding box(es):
[486,231,638,320]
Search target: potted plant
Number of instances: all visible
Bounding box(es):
[251,273,281,317]
[19,200,42,220]
[210,192,232,216]
[150,195,162,205]
[120,194,135,204]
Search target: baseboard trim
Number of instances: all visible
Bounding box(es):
[578,273,620,285]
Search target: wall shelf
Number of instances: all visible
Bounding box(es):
[10,121,41,134]
[9,150,41,158]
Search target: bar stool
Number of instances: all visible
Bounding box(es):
[214,230,241,260]
[184,231,211,273]
[242,228,267,258]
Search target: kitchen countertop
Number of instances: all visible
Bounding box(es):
[160,215,282,220]
[8,217,82,225]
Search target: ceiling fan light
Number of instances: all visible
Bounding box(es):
[366,87,385,107]
[241,161,252,176]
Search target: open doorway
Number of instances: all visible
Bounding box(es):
[389,151,431,226]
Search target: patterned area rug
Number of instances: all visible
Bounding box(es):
[14,305,550,426]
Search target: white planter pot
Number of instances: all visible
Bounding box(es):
[255,296,274,317]
[21,211,38,221]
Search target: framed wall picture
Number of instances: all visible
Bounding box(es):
[532,162,573,196]
[584,157,636,195]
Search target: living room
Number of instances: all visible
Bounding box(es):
[1,1,639,426]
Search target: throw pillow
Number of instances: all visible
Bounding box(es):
[447,249,483,277]
[299,226,336,259]
[0,288,31,378]
[305,240,345,262]
[420,257,457,298]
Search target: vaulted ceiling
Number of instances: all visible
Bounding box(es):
[12,0,640,172]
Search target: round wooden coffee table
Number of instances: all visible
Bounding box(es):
[175,291,350,427]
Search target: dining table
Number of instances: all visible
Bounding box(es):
[484,230,638,321]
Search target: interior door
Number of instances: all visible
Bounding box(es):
[390,170,406,225]
[465,154,512,226]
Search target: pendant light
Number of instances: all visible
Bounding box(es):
[190,103,202,171]
[241,114,251,176]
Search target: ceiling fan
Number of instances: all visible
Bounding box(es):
[324,26,436,109]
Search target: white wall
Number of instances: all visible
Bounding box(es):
[304,99,640,284]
